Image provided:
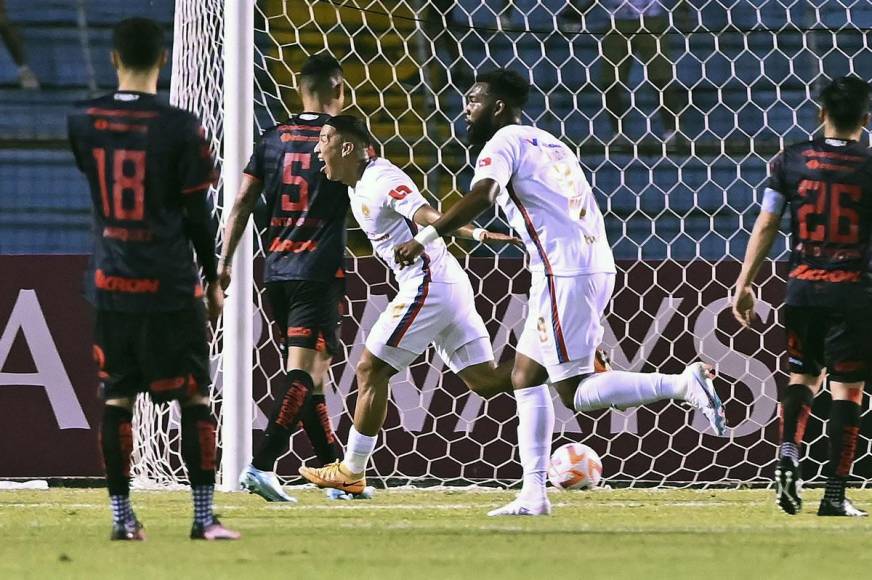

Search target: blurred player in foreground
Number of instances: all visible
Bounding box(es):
[297,115,521,494]
[394,68,726,516]
[220,54,350,502]
[733,76,872,517]
[68,18,238,540]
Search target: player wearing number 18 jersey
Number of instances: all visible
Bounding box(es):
[220,54,350,502]
[733,76,872,517]
[68,17,237,540]
[394,68,725,517]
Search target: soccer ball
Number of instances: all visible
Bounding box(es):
[547,442,603,490]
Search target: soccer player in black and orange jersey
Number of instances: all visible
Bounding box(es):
[219,54,352,501]
[68,18,239,540]
[733,76,872,517]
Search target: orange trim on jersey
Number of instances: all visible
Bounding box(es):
[95,269,160,293]
[801,149,864,162]
[280,133,319,142]
[278,124,322,132]
[86,107,159,119]
[182,180,214,194]
[789,264,861,283]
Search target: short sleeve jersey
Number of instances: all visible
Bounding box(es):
[470,125,616,278]
[765,137,872,307]
[67,91,215,312]
[349,157,467,288]
[245,113,349,283]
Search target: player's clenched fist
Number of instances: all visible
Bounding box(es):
[393,239,424,268]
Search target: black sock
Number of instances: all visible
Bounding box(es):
[300,393,343,466]
[778,384,814,464]
[101,405,134,498]
[823,400,861,502]
[252,369,314,471]
[181,404,217,487]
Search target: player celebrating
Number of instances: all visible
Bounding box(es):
[732,76,872,517]
[394,69,726,516]
[220,53,349,502]
[68,18,239,540]
[297,115,521,493]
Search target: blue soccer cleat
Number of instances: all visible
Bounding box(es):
[239,465,297,503]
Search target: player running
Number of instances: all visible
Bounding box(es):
[68,18,239,540]
[220,54,352,502]
[297,115,521,494]
[732,76,872,517]
[394,68,726,516]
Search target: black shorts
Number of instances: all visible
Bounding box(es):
[266,278,344,356]
[784,305,872,383]
[93,304,211,404]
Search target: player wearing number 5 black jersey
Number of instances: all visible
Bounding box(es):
[733,76,872,517]
[220,54,352,502]
[68,18,238,540]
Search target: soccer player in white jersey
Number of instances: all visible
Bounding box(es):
[297,115,521,494]
[395,68,727,516]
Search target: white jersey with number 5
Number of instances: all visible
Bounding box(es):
[349,157,492,374]
[470,124,616,276]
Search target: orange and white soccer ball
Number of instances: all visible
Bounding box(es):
[548,443,603,490]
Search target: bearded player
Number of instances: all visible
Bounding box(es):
[297,115,523,493]
[394,68,726,516]
[732,76,872,517]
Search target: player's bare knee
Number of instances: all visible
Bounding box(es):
[356,351,394,390]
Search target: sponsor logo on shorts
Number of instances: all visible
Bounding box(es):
[391,303,407,318]
[788,357,804,367]
[288,327,313,338]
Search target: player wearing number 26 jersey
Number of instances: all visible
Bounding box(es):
[732,76,872,518]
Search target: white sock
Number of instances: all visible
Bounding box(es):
[573,371,685,412]
[515,384,554,502]
[342,426,377,475]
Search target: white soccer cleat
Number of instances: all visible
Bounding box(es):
[487,496,551,517]
[682,362,727,436]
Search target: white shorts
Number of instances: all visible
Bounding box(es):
[516,272,615,382]
[366,279,493,374]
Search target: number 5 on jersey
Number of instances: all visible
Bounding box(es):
[282,152,311,212]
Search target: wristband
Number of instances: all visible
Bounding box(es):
[472,228,487,242]
[413,225,440,246]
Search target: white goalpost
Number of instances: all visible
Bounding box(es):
[132,0,872,490]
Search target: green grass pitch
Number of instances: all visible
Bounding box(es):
[2,487,872,579]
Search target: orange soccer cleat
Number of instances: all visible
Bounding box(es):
[299,460,366,495]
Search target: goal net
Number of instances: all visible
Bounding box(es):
[134,0,872,489]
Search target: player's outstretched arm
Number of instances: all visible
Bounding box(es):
[410,203,521,247]
[732,209,781,327]
[394,178,501,267]
[218,174,263,289]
